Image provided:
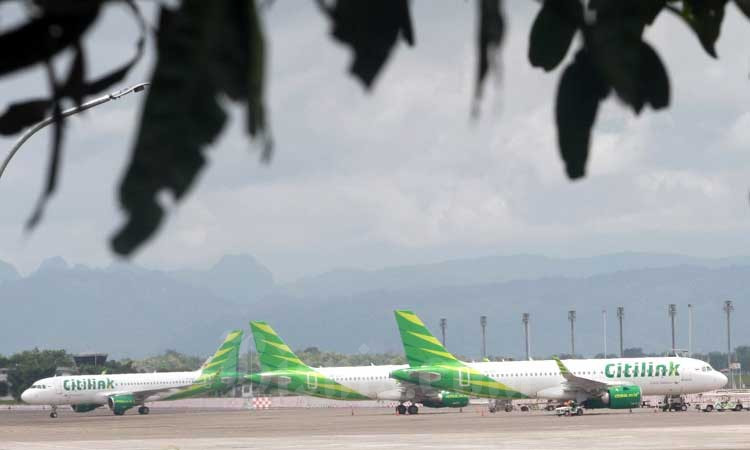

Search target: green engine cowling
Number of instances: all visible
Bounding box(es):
[421,391,470,408]
[585,386,641,409]
[107,394,137,415]
[71,403,102,413]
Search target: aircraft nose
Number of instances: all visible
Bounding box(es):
[716,372,729,389]
[20,389,31,403]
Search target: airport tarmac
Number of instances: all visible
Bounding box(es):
[1,407,749,449]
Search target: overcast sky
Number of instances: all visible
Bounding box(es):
[1,2,749,282]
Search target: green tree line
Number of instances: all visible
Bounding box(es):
[238,347,407,373]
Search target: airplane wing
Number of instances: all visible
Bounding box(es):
[396,369,443,384]
[389,373,447,402]
[98,386,186,404]
[402,382,443,401]
[133,387,186,403]
[553,357,620,394]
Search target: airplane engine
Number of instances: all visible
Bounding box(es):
[585,386,641,409]
[71,403,102,413]
[107,393,137,415]
[421,391,470,408]
[376,389,409,401]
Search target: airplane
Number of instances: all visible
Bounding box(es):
[245,321,468,414]
[390,310,728,414]
[21,330,243,418]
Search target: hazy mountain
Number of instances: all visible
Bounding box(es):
[286,252,750,297]
[258,265,750,360]
[2,253,748,360]
[1,258,247,359]
[0,259,19,283]
[170,254,275,304]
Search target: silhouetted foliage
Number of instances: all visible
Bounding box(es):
[5,349,72,400]
[1,0,747,254]
[623,347,647,357]
[0,0,145,231]
[76,359,136,375]
[132,349,203,372]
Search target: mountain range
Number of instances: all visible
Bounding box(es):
[1,252,748,360]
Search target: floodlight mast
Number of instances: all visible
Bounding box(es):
[522,313,530,361]
[617,306,624,357]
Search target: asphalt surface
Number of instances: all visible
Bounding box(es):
[1,407,749,449]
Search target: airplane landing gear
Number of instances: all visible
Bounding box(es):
[49,406,58,418]
[407,404,419,415]
[138,406,150,415]
[396,404,407,415]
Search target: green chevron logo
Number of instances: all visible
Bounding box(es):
[392,310,526,400]
[247,321,369,400]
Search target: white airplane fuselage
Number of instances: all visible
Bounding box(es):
[21,371,201,406]
[317,364,408,401]
[462,357,726,399]
[260,357,725,404]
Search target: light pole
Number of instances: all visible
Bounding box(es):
[617,306,624,357]
[0,82,150,182]
[668,304,677,355]
[724,301,734,388]
[522,313,530,361]
[440,318,447,347]
[568,310,576,357]
[480,315,487,359]
[688,304,693,357]
[602,309,607,358]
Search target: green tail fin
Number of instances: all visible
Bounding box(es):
[200,329,243,377]
[394,310,461,367]
[250,321,310,372]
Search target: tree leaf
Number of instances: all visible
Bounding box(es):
[0,1,144,138]
[113,0,268,256]
[319,0,414,88]
[63,42,86,108]
[246,0,271,160]
[3,1,147,237]
[528,0,581,72]
[590,0,665,26]
[203,0,269,155]
[680,0,728,58]
[587,24,643,113]
[588,34,670,114]
[26,62,65,231]
[735,0,750,18]
[638,0,667,25]
[639,42,670,110]
[555,49,610,179]
[0,99,51,135]
[585,1,670,114]
[0,5,99,77]
[78,0,146,96]
[475,0,505,99]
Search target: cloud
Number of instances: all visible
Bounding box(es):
[0,2,748,280]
